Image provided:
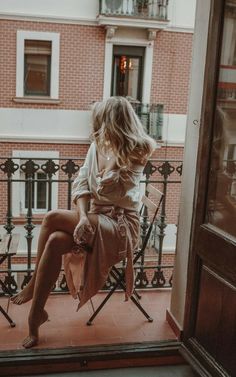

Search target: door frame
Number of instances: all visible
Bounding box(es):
[111,45,145,101]
[180,1,230,375]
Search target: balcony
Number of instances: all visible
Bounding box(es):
[0,155,182,357]
[132,102,164,140]
[97,0,170,31]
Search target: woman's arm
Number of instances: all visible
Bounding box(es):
[75,195,90,220]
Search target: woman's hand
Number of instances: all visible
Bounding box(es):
[73,215,93,244]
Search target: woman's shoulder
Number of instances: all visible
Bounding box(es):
[86,142,97,157]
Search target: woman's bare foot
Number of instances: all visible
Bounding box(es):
[11,284,34,305]
[22,309,49,349]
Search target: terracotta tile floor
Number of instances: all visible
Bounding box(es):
[0,290,176,350]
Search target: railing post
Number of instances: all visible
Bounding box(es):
[41,159,59,212]
[20,159,39,289]
[135,160,157,289]
[151,161,174,287]
[0,158,18,293]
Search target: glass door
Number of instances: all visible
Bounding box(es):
[111,46,145,101]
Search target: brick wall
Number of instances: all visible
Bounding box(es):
[0,20,193,113]
[151,31,193,114]
[0,20,105,109]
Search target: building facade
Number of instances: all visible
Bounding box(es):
[0,0,196,259]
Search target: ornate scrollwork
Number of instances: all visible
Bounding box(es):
[0,159,19,177]
[20,159,40,176]
[135,270,149,288]
[176,163,183,176]
[143,160,158,177]
[61,160,80,178]
[157,161,175,179]
[4,275,18,294]
[21,274,32,290]
[41,159,60,176]
[151,269,166,287]
[59,274,69,292]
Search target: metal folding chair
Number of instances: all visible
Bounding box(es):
[86,184,164,325]
[0,234,20,327]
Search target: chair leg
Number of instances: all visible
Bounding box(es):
[86,283,118,326]
[112,265,142,299]
[89,298,95,314]
[110,270,153,323]
[0,279,16,326]
[0,305,16,327]
[86,268,153,325]
[130,295,153,322]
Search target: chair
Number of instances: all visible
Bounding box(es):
[0,234,20,327]
[86,184,164,325]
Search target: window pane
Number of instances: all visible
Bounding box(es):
[25,174,35,209]
[24,40,51,96]
[112,55,141,100]
[36,173,47,209]
[127,58,139,99]
[206,1,236,237]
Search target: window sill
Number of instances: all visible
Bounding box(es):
[13,215,45,225]
[13,96,61,105]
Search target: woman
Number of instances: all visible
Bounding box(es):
[12,96,156,348]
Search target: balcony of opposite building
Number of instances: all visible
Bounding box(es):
[97,0,170,39]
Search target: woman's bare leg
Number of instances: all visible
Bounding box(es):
[22,214,98,348]
[22,230,74,348]
[11,209,79,304]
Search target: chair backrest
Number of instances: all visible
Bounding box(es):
[137,184,164,259]
[0,234,20,255]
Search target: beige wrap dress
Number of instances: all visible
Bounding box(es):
[64,142,144,310]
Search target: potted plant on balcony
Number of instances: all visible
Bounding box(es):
[136,0,149,15]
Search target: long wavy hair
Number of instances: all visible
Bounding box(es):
[91,96,156,167]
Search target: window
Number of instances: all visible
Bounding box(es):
[12,151,59,217]
[24,40,51,96]
[16,31,60,100]
[112,46,145,101]
[22,170,48,213]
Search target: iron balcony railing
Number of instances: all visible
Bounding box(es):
[0,155,182,295]
[132,103,164,140]
[99,0,169,20]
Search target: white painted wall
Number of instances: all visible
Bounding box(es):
[0,108,186,145]
[0,0,196,29]
[163,114,187,145]
[0,109,92,143]
[168,0,197,30]
[0,0,99,21]
[170,0,210,329]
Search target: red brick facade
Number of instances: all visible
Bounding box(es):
[151,31,193,114]
[0,20,105,110]
[0,20,192,113]
[0,18,191,262]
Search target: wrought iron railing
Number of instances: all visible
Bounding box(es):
[99,0,169,20]
[0,155,182,295]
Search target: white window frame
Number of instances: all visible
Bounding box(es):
[20,167,49,214]
[16,31,60,99]
[103,39,154,103]
[12,150,59,217]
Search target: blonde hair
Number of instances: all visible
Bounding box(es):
[91,96,156,167]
